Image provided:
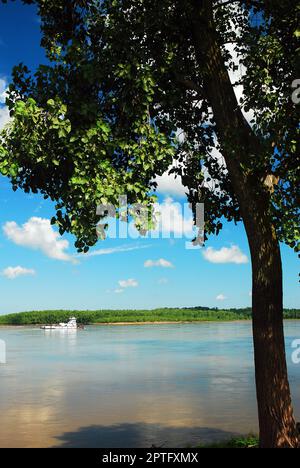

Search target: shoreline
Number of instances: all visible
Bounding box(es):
[90,319,252,326]
[0,320,246,328]
[1,318,299,328]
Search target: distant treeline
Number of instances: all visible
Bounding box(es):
[0,307,299,325]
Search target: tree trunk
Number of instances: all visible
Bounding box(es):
[244,207,299,448]
[189,0,299,447]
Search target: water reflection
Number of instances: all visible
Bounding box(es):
[42,328,78,346]
[54,423,237,448]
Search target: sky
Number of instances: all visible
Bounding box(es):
[0,2,298,314]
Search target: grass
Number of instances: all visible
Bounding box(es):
[0,307,299,325]
[199,435,259,448]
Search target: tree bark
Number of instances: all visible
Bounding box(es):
[246,208,298,448]
[190,0,299,447]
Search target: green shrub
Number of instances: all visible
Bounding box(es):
[0,307,298,325]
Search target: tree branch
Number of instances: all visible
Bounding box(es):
[174,74,203,95]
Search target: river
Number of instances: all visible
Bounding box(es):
[0,321,299,447]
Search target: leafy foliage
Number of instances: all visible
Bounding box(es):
[0,0,299,252]
[198,434,259,448]
[0,307,299,325]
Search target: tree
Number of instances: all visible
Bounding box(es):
[0,0,299,447]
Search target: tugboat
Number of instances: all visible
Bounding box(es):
[41,317,80,330]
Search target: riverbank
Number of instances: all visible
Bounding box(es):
[199,435,259,448]
[0,319,253,328]
[0,307,299,325]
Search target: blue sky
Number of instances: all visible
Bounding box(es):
[0,2,298,314]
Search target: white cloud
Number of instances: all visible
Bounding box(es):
[227,46,255,125]
[216,294,227,301]
[154,197,194,236]
[154,147,188,198]
[118,278,138,288]
[82,244,150,257]
[144,258,174,268]
[2,266,36,280]
[223,3,255,127]
[202,245,248,264]
[114,288,124,294]
[3,217,75,263]
[0,106,10,130]
[0,78,8,104]
[0,78,11,130]
[155,168,187,197]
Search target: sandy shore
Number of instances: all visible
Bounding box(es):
[91,320,252,326]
